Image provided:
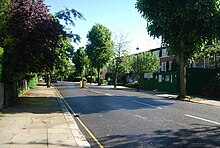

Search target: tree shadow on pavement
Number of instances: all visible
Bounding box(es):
[3,97,61,114]
[98,125,220,147]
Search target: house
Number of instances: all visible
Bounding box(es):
[149,47,177,72]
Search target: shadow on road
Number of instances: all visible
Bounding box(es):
[98,125,220,147]
[65,95,173,114]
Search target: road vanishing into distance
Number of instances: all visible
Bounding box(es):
[55,81,220,148]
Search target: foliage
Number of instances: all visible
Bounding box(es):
[52,37,74,78]
[125,81,139,88]
[203,73,220,98]
[55,7,85,43]
[55,7,85,26]
[136,0,219,56]
[27,74,38,89]
[72,47,88,78]
[110,33,131,88]
[2,0,65,106]
[131,51,160,73]
[136,0,219,98]
[5,0,64,78]
[194,43,220,68]
[86,23,114,85]
[0,0,10,46]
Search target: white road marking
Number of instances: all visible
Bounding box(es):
[105,93,113,96]
[134,115,148,120]
[185,114,220,125]
[131,100,162,109]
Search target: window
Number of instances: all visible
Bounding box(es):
[161,62,166,72]
[192,62,196,68]
[204,58,209,68]
[169,61,172,71]
[162,48,168,57]
[153,50,160,57]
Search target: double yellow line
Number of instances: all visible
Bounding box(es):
[53,86,104,148]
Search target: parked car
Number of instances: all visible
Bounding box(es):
[51,77,57,83]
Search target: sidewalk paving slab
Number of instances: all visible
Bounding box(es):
[0,84,90,148]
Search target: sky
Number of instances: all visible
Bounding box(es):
[44,0,161,54]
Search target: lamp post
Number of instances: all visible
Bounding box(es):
[136,47,139,92]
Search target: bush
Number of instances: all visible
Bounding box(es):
[101,79,108,85]
[203,73,220,99]
[125,81,138,88]
[28,75,38,89]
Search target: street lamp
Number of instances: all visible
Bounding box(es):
[136,47,139,92]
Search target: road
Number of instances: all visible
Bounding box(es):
[55,81,220,148]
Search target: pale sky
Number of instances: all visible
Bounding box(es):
[45,0,161,54]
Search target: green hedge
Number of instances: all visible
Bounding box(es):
[28,75,38,89]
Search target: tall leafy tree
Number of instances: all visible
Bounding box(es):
[131,51,160,74]
[0,0,10,83]
[136,0,219,99]
[53,37,74,80]
[72,47,88,87]
[0,0,10,46]
[111,33,131,88]
[86,23,114,85]
[4,0,64,105]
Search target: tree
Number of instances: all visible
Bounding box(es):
[194,43,220,68]
[136,0,219,99]
[52,37,74,80]
[86,23,114,85]
[111,33,131,88]
[0,0,10,83]
[55,7,85,43]
[72,47,88,87]
[131,51,160,74]
[4,0,64,105]
[0,47,3,82]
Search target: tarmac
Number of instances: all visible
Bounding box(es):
[86,83,220,107]
[0,84,90,148]
[0,82,220,148]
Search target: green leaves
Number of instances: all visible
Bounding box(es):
[86,23,114,69]
[55,7,85,26]
[131,51,160,74]
[72,47,88,76]
[136,0,219,57]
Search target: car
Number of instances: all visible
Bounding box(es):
[51,77,57,83]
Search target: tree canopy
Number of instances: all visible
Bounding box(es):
[136,0,219,98]
[72,47,88,77]
[5,0,64,76]
[111,33,131,88]
[132,51,160,74]
[86,23,114,85]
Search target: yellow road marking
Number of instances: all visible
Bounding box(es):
[76,117,104,148]
[53,86,104,148]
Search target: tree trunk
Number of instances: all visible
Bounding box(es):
[3,51,18,107]
[114,61,119,88]
[47,74,51,88]
[81,74,84,88]
[178,50,187,99]
[114,71,118,88]
[97,68,101,86]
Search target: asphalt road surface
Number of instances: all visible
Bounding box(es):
[55,81,220,148]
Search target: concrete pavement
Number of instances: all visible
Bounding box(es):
[0,84,90,148]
